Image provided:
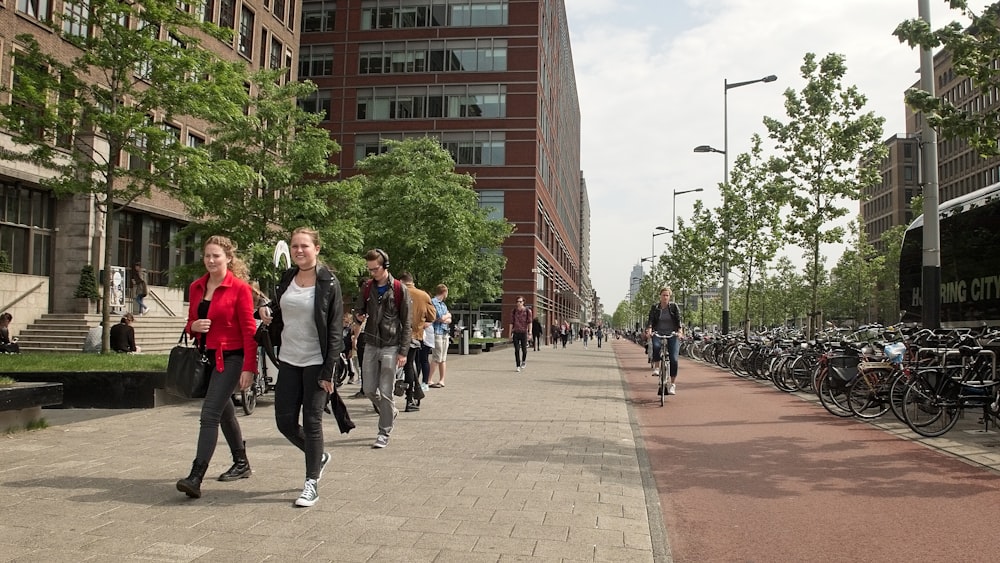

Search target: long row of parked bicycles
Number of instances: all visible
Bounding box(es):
[676,324,1000,438]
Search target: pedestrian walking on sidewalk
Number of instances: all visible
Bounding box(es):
[399,272,435,412]
[176,235,258,499]
[355,248,411,449]
[532,315,543,351]
[509,296,531,372]
[429,284,451,388]
[258,228,344,507]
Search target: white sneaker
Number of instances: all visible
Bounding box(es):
[516,366,522,373]
[667,384,676,395]
[294,479,318,507]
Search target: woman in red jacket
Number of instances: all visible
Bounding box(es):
[176,235,258,499]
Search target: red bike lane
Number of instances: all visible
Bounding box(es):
[614,340,1000,562]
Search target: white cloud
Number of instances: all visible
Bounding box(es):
[571,0,974,313]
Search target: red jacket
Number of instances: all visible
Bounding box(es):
[186,270,258,373]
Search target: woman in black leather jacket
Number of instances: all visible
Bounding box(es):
[259,227,343,507]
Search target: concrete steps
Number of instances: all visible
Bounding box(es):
[17,313,188,354]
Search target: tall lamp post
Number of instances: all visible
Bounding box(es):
[651,226,672,263]
[672,188,704,245]
[694,74,776,334]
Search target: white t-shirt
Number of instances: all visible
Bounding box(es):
[278,280,323,367]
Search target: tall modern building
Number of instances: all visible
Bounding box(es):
[1,1,301,322]
[863,44,1000,249]
[301,0,585,333]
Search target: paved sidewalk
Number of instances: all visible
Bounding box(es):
[0,340,661,562]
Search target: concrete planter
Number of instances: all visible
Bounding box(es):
[5,372,164,409]
[0,382,63,430]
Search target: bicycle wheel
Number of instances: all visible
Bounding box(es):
[660,361,667,406]
[846,371,890,419]
[241,380,258,416]
[888,370,910,423]
[818,371,853,418]
[902,375,959,437]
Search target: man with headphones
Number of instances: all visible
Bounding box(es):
[356,249,412,449]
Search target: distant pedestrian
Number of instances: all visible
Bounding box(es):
[509,296,531,372]
[430,284,451,388]
[551,322,559,349]
[131,262,149,316]
[0,312,20,354]
[399,272,434,413]
[560,321,569,348]
[532,315,543,351]
[582,326,590,349]
[110,313,140,353]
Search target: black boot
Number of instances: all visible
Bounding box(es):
[218,443,252,482]
[176,460,209,498]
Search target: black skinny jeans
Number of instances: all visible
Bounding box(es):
[196,353,245,463]
[274,363,327,480]
[513,331,528,367]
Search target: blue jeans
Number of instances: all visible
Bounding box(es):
[651,335,680,379]
[195,353,245,462]
[274,363,327,480]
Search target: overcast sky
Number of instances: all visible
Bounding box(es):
[565,0,974,311]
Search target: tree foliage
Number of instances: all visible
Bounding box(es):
[173,69,363,293]
[0,0,247,351]
[764,52,887,337]
[726,135,786,334]
[895,1,1000,156]
[354,138,512,305]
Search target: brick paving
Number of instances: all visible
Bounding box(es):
[0,340,660,563]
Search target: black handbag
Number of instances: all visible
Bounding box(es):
[165,331,209,399]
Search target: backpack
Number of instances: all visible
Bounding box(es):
[362,278,402,309]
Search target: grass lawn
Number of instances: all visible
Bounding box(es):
[0,353,168,372]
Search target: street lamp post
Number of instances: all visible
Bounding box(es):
[651,226,672,264]
[671,188,704,245]
[694,74,776,334]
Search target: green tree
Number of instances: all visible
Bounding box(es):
[895,2,1000,156]
[726,135,786,335]
[764,52,887,337]
[174,69,363,293]
[828,218,884,326]
[875,224,906,323]
[772,256,809,329]
[0,0,248,352]
[354,138,512,305]
[667,202,721,331]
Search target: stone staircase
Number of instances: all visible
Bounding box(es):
[17,313,188,354]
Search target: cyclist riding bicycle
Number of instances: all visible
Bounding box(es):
[646,286,684,396]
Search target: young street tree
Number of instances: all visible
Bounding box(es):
[174,69,364,292]
[764,52,887,337]
[354,137,512,305]
[827,218,884,325]
[725,134,785,335]
[0,0,248,352]
[895,2,1000,156]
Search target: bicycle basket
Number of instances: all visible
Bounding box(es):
[828,354,860,383]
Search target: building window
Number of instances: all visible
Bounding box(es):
[219,0,235,29]
[114,211,139,270]
[17,0,51,20]
[148,218,171,286]
[0,182,55,276]
[63,0,91,38]
[479,190,504,222]
[270,38,283,70]
[187,132,205,148]
[10,57,48,142]
[298,45,334,77]
[356,85,506,121]
[273,0,286,21]
[238,6,255,57]
[302,1,335,32]
[361,2,506,29]
[298,90,331,120]
[359,39,507,75]
[202,0,215,23]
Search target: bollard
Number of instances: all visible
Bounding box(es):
[461,329,469,355]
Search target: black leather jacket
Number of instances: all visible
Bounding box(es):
[269,265,344,382]
[647,302,682,333]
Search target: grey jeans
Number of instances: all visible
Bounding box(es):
[362,345,399,436]
[195,353,245,463]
